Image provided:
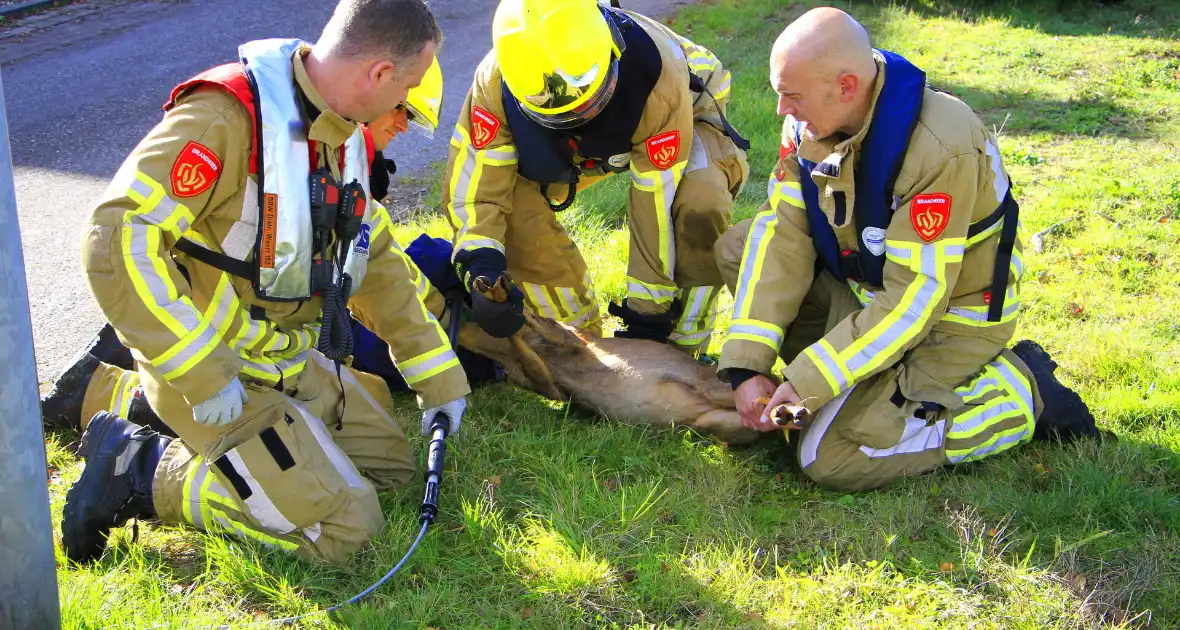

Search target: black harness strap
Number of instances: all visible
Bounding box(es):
[688,73,750,152]
[986,188,1020,322]
[174,237,254,281]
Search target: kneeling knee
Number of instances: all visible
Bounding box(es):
[801,455,900,493]
[307,490,386,563]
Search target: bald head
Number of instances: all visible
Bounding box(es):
[769,8,879,139]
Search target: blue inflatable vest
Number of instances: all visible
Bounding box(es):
[795,49,1018,322]
[796,49,926,290]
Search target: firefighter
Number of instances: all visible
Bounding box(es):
[714,7,1102,492]
[60,0,470,565]
[443,0,750,357]
[41,60,454,437]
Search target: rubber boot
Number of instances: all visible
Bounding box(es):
[125,390,177,438]
[1012,340,1102,443]
[61,411,170,564]
[40,324,134,433]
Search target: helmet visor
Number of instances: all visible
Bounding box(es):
[403,100,438,138]
[520,59,618,129]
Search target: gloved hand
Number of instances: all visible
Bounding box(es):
[192,377,249,427]
[608,299,677,342]
[368,149,396,200]
[457,249,526,338]
[421,397,466,437]
[471,277,526,337]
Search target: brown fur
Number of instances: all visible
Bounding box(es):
[458,312,760,445]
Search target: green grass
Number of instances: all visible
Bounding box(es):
[46,0,1180,627]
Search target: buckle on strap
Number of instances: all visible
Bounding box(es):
[839,249,865,282]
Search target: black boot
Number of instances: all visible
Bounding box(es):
[40,325,134,433]
[40,351,99,434]
[125,390,177,438]
[1012,340,1102,443]
[61,411,170,564]
[89,323,135,371]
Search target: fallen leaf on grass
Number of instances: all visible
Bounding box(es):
[939,562,955,572]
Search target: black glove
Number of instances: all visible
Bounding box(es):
[368,150,397,200]
[457,249,526,338]
[608,299,677,342]
[471,284,526,337]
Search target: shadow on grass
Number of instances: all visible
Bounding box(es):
[884,0,1180,39]
[931,80,1166,139]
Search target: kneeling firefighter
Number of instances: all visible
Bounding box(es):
[443,0,751,357]
[41,57,500,438]
[61,0,473,565]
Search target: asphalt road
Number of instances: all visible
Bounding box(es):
[1,0,689,386]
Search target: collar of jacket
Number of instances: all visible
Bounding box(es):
[292,45,358,148]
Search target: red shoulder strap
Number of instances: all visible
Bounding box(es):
[165,63,260,174]
[361,126,376,171]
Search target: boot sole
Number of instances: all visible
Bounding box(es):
[61,413,122,564]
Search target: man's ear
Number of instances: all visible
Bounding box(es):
[837,72,859,103]
[370,59,397,85]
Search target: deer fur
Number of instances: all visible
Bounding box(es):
[458,311,761,445]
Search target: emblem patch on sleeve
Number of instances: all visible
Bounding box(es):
[910,193,952,242]
[645,131,680,170]
[470,106,501,150]
[170,141,222,198]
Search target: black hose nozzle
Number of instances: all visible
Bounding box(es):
[419,414,449,524]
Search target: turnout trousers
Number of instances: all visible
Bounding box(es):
[84,350,414,562]
[509,121,748,353]
[715,219,1045,491]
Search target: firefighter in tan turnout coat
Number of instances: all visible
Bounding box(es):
[715,8,1101,491]
[443,0,750,355]
[61,0,469,565]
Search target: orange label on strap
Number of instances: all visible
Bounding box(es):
[260,193,278,268]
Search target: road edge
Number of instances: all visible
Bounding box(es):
[0,0,76,21]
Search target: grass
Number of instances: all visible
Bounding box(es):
[45,0,1180,627]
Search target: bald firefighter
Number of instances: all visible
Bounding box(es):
[715,8,1101,492]
[61,0,470,565]
[443,0,750,356]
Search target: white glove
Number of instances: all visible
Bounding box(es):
[192,377,249,427]
[421,397,466,437]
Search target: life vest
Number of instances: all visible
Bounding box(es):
[502,6,662,192]
[164,38,377,302]
[796,49,1018,322]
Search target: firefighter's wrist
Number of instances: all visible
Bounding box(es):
[726,368,762,391]
[455,248,508,290]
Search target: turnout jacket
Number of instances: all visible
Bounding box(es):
[442,9,735,315]
[82,44,469,409]
[719,52,1024,411]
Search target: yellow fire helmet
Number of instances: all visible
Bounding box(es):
[492,0,625,129]
[403,55,443,138]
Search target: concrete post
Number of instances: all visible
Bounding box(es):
[0,67,63,630]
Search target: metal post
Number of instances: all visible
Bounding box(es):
[0,68,63,629]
